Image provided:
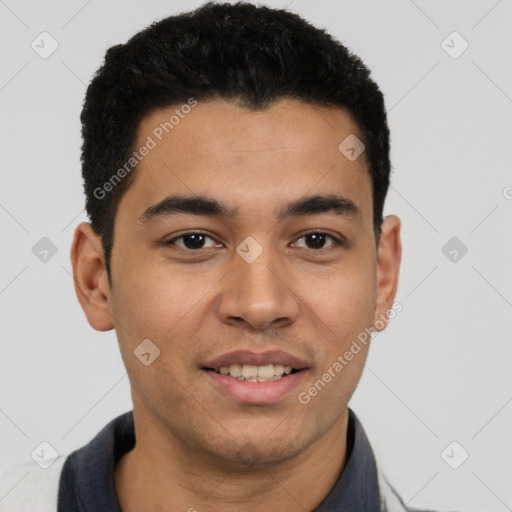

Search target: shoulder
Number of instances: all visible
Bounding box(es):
[0,411,134,512]
[0,456,68,512]
[377,466,461,512]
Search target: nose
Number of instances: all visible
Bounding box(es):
[215,243,300,332]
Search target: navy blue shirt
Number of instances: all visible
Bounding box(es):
[57,409,386,511]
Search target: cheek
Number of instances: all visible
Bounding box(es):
[298,257,376,342]
[109,266,203,404]
[111,256,208,338]
[109,258,221,385]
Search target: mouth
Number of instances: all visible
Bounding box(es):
[202,350,309,405]
[207,364,301,382]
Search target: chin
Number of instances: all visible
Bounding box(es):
[223,444,299,470]
[202,427,314,470]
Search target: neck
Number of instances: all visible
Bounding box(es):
[114,410,350,512]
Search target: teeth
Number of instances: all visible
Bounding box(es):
[257,365,275,378]
[242,365,258,379]
[215,363,297,381]
[229,364,242,377]
[273,364,284,375]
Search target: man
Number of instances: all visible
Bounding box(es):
[1,2,451,511]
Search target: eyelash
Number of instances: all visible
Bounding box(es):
[164,231,344,251]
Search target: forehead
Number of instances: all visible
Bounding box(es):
[117,98,372,223]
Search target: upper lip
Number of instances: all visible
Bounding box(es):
[203,350,309,370]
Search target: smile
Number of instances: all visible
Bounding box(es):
[211,364,298,382]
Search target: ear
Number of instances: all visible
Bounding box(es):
[373,215,402,332]
[70,222,114,331]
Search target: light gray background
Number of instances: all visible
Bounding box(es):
[1,1,511,510]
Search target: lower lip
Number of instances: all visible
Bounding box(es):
[204,369,308,405]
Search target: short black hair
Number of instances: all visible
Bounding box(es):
[80,1,391,284]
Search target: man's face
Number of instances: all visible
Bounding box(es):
[84,98,396,467]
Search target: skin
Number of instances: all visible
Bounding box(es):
[71,98,401,512]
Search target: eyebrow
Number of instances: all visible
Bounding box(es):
[137,193,361,224]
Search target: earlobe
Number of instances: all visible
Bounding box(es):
[373,215,402,332]
[70,222,114,331]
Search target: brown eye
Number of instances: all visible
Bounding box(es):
[165,232,219,250]
[293,232,342,250]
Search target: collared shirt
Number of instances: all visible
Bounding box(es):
[0,409,446,512]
